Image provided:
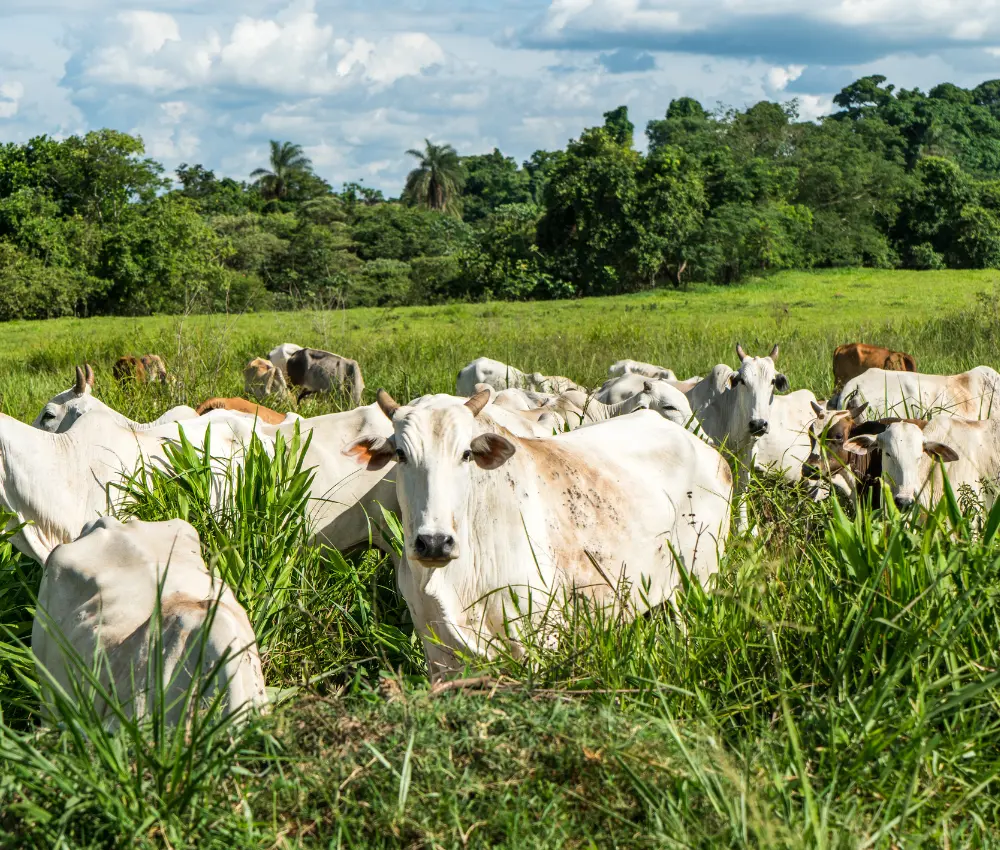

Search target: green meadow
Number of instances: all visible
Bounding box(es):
[0,269,999,848]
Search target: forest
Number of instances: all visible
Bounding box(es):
[3,73,1000,320]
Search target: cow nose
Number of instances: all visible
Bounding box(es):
[894,495,914,511]
[801,462,819,479]
[748,419,769,436]
[414,533,456,561]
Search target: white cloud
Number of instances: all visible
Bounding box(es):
[766,64,805,91]
[3,0,1000,194]
[0,81,24,118]
[80,1,445,95]
[795,94,834,122]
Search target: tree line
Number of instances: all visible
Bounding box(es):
[2,74,1000,320]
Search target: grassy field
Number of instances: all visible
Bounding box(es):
[0,268,999,848]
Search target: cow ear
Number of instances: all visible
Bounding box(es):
[844,434,877,455]
[847,401,868,420]
[924,441,959,462]
[469,433,516,470]
[728,371,743,389]
[342,435,396,470]
[773,373,790,393]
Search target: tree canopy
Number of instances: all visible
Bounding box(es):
[3,75,1000,320]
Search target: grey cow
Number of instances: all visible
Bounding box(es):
[286,348,365,405]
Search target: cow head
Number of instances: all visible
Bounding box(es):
[728,343,789,440]
[845,422,958,510]
[344,389,516,566]
[33,364,96,432]
[636,380,695,429]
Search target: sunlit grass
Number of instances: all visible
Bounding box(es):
[0,270,998,846]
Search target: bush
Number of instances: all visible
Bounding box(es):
[908,241,946,270]
[0,242,98,320]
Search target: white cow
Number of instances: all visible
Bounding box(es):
[607,360,677,381]
[268,343,303,377]
[686,344,789,530]
[456,358,581,397]
[34,365,197,434]
[845,417,1000,512]
[753,389,821,483]
[33,517,266,727]
[344,390,732,680]
[0,410,268,563]
[557,383,704,435]
[477,385,558,412]
[836,366,1000,420]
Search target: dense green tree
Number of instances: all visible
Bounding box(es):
[537,127,643,295]
[603,105,635,147]
[404,140,466,215]
[460,149,532,222]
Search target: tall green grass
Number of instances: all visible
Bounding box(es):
[0,271,998,846]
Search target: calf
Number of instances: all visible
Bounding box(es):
[833,343,916,390]
[113,354,168,385]
[244,358,289,401]
[286,348,365,405]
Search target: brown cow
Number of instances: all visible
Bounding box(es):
[195,397,288,425]
[114,354,169,385]
[833,343,916,390]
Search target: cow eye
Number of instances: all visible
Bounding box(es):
[395,448,407,464]
[41,411,54,422]
[462,449,474,463]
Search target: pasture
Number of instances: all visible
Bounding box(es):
[0,268,999,848]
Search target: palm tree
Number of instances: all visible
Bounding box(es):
[251,141,313,200]
[404,139,465,214]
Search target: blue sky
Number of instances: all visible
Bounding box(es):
[1,0,999,194]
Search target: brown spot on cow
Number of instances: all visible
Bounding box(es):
[195,397,287,425]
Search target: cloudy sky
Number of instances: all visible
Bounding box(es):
[1,0,999,194]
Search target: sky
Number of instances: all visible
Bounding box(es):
[2,0,1000,194]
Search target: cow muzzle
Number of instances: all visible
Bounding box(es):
[412,532,458,565]
[894,495,915,511]
[748,419,769,437]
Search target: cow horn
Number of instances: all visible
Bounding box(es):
[769,344,780,362]
[736,342,748,362]
[465,389,491,418]
[74,366,87,394]
[376,388,399,420]
[84,363,95,387]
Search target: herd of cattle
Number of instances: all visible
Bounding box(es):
[16,339,1000,727]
